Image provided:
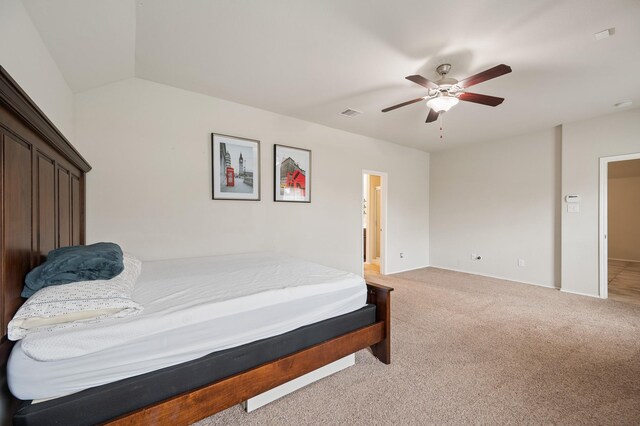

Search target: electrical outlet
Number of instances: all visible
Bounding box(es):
[471,254,482,261]
[399,252,404,258]
[518,258,525,267]
[471,253,476,260]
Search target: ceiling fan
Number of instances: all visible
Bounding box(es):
[382,63,512,123]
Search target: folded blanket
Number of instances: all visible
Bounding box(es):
[22,242,124,298]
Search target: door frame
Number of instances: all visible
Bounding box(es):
[373,185,382,261]
[362,170,388,277]
[598,152,640,298]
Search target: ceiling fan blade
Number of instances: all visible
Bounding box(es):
[381,97,425,112]
[458,92,505,107]
[426,109,439,123]
[406,75,439,90]
[457,64,512,88]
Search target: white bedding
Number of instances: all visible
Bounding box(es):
[8,252,367,400]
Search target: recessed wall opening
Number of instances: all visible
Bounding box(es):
[599,153,640,304]
[362,170,387,278]
[605,157,640,304]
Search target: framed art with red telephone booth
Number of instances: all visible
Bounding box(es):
[211,133,261,201]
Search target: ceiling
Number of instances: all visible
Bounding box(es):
[22,0,640,152]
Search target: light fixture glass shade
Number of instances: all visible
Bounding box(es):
[426,95,459,112]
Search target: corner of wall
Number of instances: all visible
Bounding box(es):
[0,0,75,140]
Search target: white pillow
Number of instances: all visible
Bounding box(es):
[8,253,143,341]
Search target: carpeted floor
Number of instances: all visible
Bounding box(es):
[196,267,640,425]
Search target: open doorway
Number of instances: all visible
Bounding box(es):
[599,154,640,304]
[362,170,387,278]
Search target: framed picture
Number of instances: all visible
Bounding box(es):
[274,144,311,203]
[212,133,260,201]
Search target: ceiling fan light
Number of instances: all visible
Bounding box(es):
[426,96,459,112]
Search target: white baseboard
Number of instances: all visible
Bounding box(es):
[242,354,355,412]
[427,266,605,300]
[560,288,602,299]
[426,265,559,290]
[385,264,431,275]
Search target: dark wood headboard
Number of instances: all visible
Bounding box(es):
[0,66,91,419]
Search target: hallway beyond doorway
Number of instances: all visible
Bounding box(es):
[364,262,380,276]
[609,259,640,305]
[362,170,387,277]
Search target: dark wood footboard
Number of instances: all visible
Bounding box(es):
[108,283,394,425]
[366,281,394,364]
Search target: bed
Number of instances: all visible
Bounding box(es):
[0,66,393,425]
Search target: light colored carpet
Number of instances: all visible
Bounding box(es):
[195,267,640,425]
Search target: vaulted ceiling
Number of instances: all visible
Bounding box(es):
[22,0,640,151]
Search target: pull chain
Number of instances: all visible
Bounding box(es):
[439,113,444,140]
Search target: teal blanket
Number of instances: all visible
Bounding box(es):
[22,242,124,298]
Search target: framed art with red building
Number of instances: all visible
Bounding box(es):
[212,133,261,201]
[274,144,311,203]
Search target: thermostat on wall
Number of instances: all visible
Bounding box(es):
[565,195,580,203]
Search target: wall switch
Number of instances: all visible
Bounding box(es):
[518,258,526,267]
[399,252,404,258]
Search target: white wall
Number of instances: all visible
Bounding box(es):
[608,176,640,262]
[562,108,640,297]
[74,78,429,275]
[430,128,561,288]
[0,0,74,139]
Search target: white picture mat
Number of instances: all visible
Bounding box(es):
[274,145,311,202]
[212,134,260,200]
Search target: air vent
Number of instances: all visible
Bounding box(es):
[339,108,362,118]
[594,28,615,41]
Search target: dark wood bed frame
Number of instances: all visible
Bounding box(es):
[0,66,393,425]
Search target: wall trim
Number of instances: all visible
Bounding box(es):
[386,264,431,275]
[426,265,559,290]
[560,288,600,299]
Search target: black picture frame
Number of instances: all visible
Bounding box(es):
[274,144,311,203]
[211,133,261,201]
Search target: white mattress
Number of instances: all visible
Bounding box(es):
[8,253,367,400]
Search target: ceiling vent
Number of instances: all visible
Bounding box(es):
[339,108,362,118]
[594,28,615,40]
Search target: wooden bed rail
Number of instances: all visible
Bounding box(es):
[366,281,394,364]
[107,283,394,425]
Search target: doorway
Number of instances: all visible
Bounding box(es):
[599,153,640,304]
[362,170,387,277]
